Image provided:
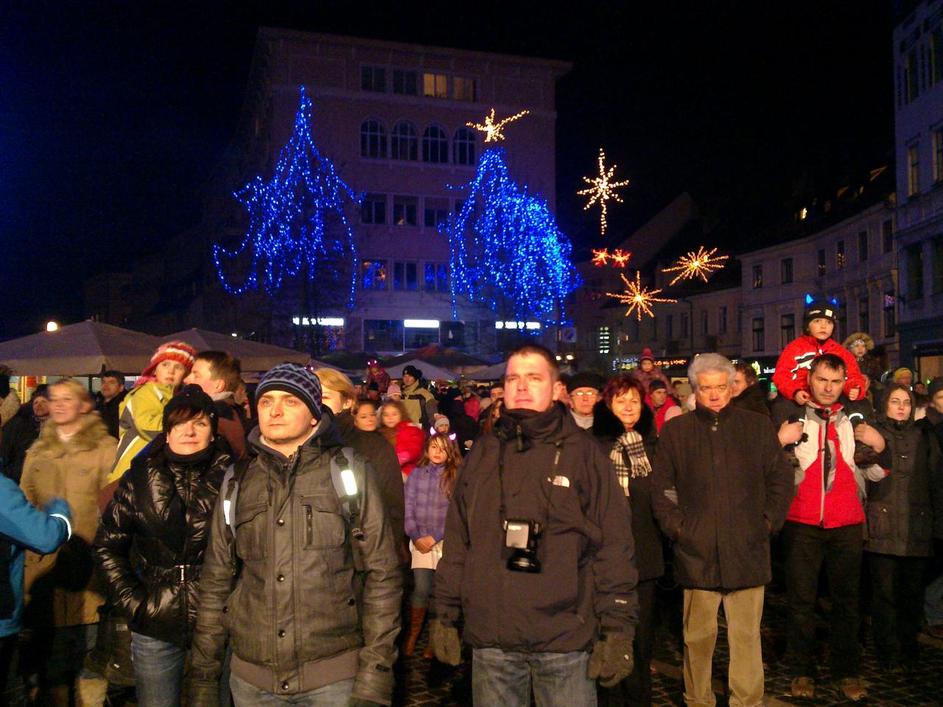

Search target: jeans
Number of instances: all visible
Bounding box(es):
[472,647,596,707]
[868,553,928,663]
[783,521,863,679]
[229,673,354,706]
[411,568,434,609]
[130,632,187,707]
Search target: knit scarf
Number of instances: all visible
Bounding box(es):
[610,430,651,496]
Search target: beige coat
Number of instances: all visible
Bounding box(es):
[20,413,115,626]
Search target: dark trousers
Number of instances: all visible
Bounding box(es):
[1,634,15,703]
[783,521,863,679]
[598,578,655,706]
[868,553,928,664]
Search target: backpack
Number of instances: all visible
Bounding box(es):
[218,447,365,576]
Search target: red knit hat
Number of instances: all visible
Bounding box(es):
[140,341,197,379]
[639,347,655,363]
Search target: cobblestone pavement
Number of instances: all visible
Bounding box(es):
[398,585,943,706]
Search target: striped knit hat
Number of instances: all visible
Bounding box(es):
[257,363,323,419]
[140,341,197,379]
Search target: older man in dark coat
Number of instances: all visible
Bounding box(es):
[652,353,793,707]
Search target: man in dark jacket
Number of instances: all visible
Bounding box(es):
[729,361,770,417]
[94,370,127,439]
[923,377,943,638]
[184,351,250,458]
[433,344,638,706]
[188,364,402,706]
[0,386,49,484]
[652,353,793,707]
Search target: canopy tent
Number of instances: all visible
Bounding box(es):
[465,361,506,381]
[159,328,308,372]
[384,359,458,382]
[382,344,487,374]
[0,320,162,376]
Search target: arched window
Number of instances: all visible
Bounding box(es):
[360,119,386,159]
[391,121,418,161]
[422,125,448,164]
[453,127,476,166]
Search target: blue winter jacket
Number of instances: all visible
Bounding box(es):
[0,474,71,637]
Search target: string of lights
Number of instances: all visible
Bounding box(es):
[465,108,530,143]
[661,246,729,286]
[578,148,630,235]
[591,247,631,267]
[213,86,360,307]
[442,147,580,325]
[606,271,677,320]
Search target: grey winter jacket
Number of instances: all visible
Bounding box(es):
[188,418,402,706]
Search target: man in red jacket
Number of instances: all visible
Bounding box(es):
[778,353,889,702]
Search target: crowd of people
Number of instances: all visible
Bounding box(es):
[0,294,941,706]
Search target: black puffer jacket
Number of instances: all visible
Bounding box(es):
[94,437,231,647]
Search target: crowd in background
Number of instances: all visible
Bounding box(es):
[0,293,940,705]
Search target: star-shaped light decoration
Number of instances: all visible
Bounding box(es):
[591,248,610,267]
[610,248,631,267]
[578,148,631,235]
[606,271,677,321]
[466,108,530,143]
[661,246,729,286]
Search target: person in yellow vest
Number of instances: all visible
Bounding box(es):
[109,341,195,482]
[20,378,116,705]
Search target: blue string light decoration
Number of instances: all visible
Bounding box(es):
[213,86,360,307]
[442,147,581,324]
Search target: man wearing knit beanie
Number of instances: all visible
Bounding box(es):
[189,362,402,705]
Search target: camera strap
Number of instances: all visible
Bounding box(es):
[497,437,563,529]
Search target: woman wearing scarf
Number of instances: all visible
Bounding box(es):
[593,373,664,706]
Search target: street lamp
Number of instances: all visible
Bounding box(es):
[46,321,59,332]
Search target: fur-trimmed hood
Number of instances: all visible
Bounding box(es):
[29,412,112,458]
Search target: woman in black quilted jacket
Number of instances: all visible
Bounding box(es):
[94,385,231,707]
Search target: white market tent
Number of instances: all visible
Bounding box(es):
[159,328,308,373]
[0,320,163,376]
[465,361,506,381]
[385,359,458,382]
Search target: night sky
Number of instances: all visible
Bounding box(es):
[0,1,893,339]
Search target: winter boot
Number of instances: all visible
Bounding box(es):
[403,607,427,656]
[75,675,108,707]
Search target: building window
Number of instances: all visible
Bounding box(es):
[453,76,477,102]
[780,257,793,284]
[598,326,611,355]
[392,196,418,226]
[422,125,448,163]
[363,319,403,351]
[836,300,847,341]
[360,119,386,159]
[361,260,388,290]
[907,49,919,102]
[423,198,449,229]
[858,295,869,332]
[836,240,846,270]
[752,264,763,289]
[752,317,764,352]
[453,128,476,166]
[361,193,386,224]
[391,121,418,161]
[857,230,869,262]
[392,69,418,95]
[680,312,689,339]
[780,314,795,349]
[933,27,943,85]
[884,290,896,337]
[701,310,709,335]
[361,66,386,93]
[933,237,943,294]
[935,129,943,184]
[406,324,439,349]
[392,262,418,291]
[817,249,827,276]
[441,321,469,347]
[424,263,448,292]
[422,72,448,98]
[718,306,727,335]
[908,143,920,197]
[666,315,673,340]
[882,220,893,253]
[908,244,925,299]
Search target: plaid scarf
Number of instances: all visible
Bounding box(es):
[610,430,652,496]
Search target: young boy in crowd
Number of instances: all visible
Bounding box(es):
[773,297,868,406]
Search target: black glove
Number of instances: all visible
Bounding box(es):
[430,619,462,666]
[587,632,634,687]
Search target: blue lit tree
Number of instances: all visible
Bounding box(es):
[442,147,580,325]
[214,86,359,352]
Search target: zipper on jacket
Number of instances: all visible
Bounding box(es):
[304,504,313,547]
[819,413,828,527]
